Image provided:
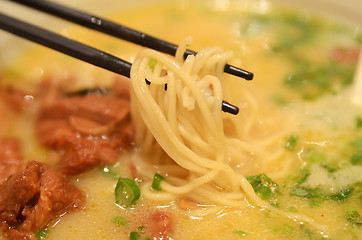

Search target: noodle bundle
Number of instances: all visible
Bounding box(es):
[130,37,269,207]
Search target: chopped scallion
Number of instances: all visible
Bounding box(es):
[351,138,362,149]
[111,216,129,226]
[34,229,49,240]
[233,230,248,237]
[129,231,141,240]
[246,174,281,206]
[137,226,145,231]
[285,134,298,150]
[151,173,164,191]
[115,178,141,207]
[148,58,157,69]
[272,223,295,236]
[356,117,362,129]
[350,138,362,165]
[345,210,362,226]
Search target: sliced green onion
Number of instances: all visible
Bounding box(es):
[272,224,295,236]
[356,117,362,129]
[285,134,298,151]
[151,173,164,191]
[129,231,141,240]
[111,216,129,226]
[345,210,362,226]
[233,230,248,237]
[246,174,281,203]
[115,178,141,207]
[34,229,49,240]
[148,58,157,69]
[137,226,145,231]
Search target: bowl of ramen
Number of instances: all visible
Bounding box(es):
[0,0,361,239]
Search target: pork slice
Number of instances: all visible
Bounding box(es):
[39,94,129,124]
[36,91,135,175]
[0,161,85,239]
[0,139,23,182]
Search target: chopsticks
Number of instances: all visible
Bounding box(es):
[8,0,254,81]
[0,2,243,115]
[0,13,132,77]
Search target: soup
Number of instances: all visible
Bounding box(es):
[0,0,361,239]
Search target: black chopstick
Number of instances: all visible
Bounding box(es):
[0,12,132,77]
[8,0,253,81]
[0,13,239,115]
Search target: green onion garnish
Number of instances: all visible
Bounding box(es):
[285,134,298,151]
[356,117,362,129]
[233,230,248,237]
[137,225,145,231]
[111,216,129,226]
[34,229,50,240]
[151,173,164,191]
[129,231,141,240]
[148,58,157,69]
[115,178,141,207]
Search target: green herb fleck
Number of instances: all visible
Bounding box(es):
[233,230,248,237]
[351,138,362,149]
[351,152,362,165]
[115,178,141,207]
[330,187,354,201]
[350,138,362,165]
[345,210,362,226]
[148,58,157,69]
[309,199,322,207]
[285,134,298,150]
[137,226,145,231]
[272,223,295,236]
[308,152,326,164]
[292,185,353,201]
[284,60,353,100]
[356,117,362,129]
[292,187,323,199]
[129,231,141,240]
[292,169,354,202]
[111,216,129,226]
[246,174,281,205]
[34,229,49,240]
[287,206,298,212]
[151,173,164,191]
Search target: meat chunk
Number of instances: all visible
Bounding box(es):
[0,139,23,182]
[38,94,129,125]
[36,89,135,175]
[0,161,85,239]
[149,211,173,239]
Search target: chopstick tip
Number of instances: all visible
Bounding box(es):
[224,64,254,80]
[222,101,239,115]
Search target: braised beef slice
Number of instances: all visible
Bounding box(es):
[0,161,85,239]
[36,92,135,175]
[0,139,23,182]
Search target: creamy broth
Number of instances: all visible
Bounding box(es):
[0,1,361,240]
